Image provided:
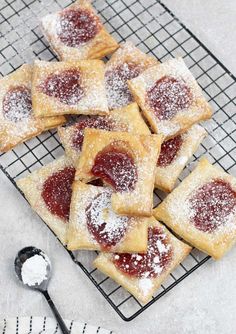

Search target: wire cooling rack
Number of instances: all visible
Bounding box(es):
[0,0,236,322]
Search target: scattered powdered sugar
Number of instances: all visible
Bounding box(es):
[34,60,108,114]
[86,189,129,246]
[139,278,153,296]
[105,62,141,109]
[21,253,50,287]
[156,239,169,254]
[146,76,193,121]
[91,140,138,192]
[157,121,180,138]
[40,69,84,106]
[2,86,32,122]
[56,8,101,48]
[113,227,172,279]
[176,155,188,165]
[104,41,157,110]
[189,179,236,233]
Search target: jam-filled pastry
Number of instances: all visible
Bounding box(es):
[67,180,150,252]
[105,41,158,109]
[154,158,236,259]
[32,59,108,117]
[58,103,150,164]
[94,218,191,304]
[41,0,118,61]
[0,64,65,152]
[155,124,207,192]
[75,129,163,216]
[17,156,75,244]
[128,57,212,139]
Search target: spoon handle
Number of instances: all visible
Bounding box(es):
[42,290,70,334]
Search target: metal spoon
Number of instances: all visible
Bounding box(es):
[14,246,69,334]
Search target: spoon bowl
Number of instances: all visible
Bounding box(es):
[14,246,51,291]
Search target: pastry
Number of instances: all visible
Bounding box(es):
[17,156,75,244]
[105,41,158,109]
[154,158,236,259]
[128,57,212,138]
[155,124,207,192]
[94,217,191,304]
[75,129,163,216]
[32,59,108,117]
[0,64,65,152]
[58,103,150,164]
[67,180,149,252]
[41,0,118,61]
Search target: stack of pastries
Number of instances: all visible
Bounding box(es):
[0,0,235,304]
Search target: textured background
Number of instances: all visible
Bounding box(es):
[0,1,236,333]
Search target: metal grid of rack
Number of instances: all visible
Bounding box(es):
[0,0,235,321]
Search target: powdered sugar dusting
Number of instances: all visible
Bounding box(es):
[91,140,138,192]
[34,60,108,115]
[86,189,129,248]
[157,121,180,138]
[139,278,153,296]
[105,62,141,109]
[113,227,172,279]
[189,179,236,233]
[57,8,101,48]
[39,69,84,105]
[105,41,157,109]
[146,76,193,120]
[2,86,32,122]
[157,134,183,167]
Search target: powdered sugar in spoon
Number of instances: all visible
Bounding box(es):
[14,246,69,334]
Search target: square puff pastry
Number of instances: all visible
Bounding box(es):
[41,0,118,61]
[17,156,75,245]
[67,180,149,253]
[32,59,108,117]
[75,129,163,216]
[155,124,207,192]
[0,64,65,152]
[76,129,162,216]
[105,41,158,109]
[94,218,191,304]
[128,57,212,139]
[154,158,236,259]
[58,102,150,164]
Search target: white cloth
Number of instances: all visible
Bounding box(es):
[0,317,113,334]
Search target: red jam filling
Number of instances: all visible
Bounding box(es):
[58,9,101,47]
[86,191,129,250]
[2,86,32,122]
[91,141,137,192]
[41,167,75,221]
[146,76,192,120]
[72,117,116,151]
[190,179,236,233]
[105,62,141,109]
[157,135,183,167]
[113,226,172,278]
[40,69,84,105]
